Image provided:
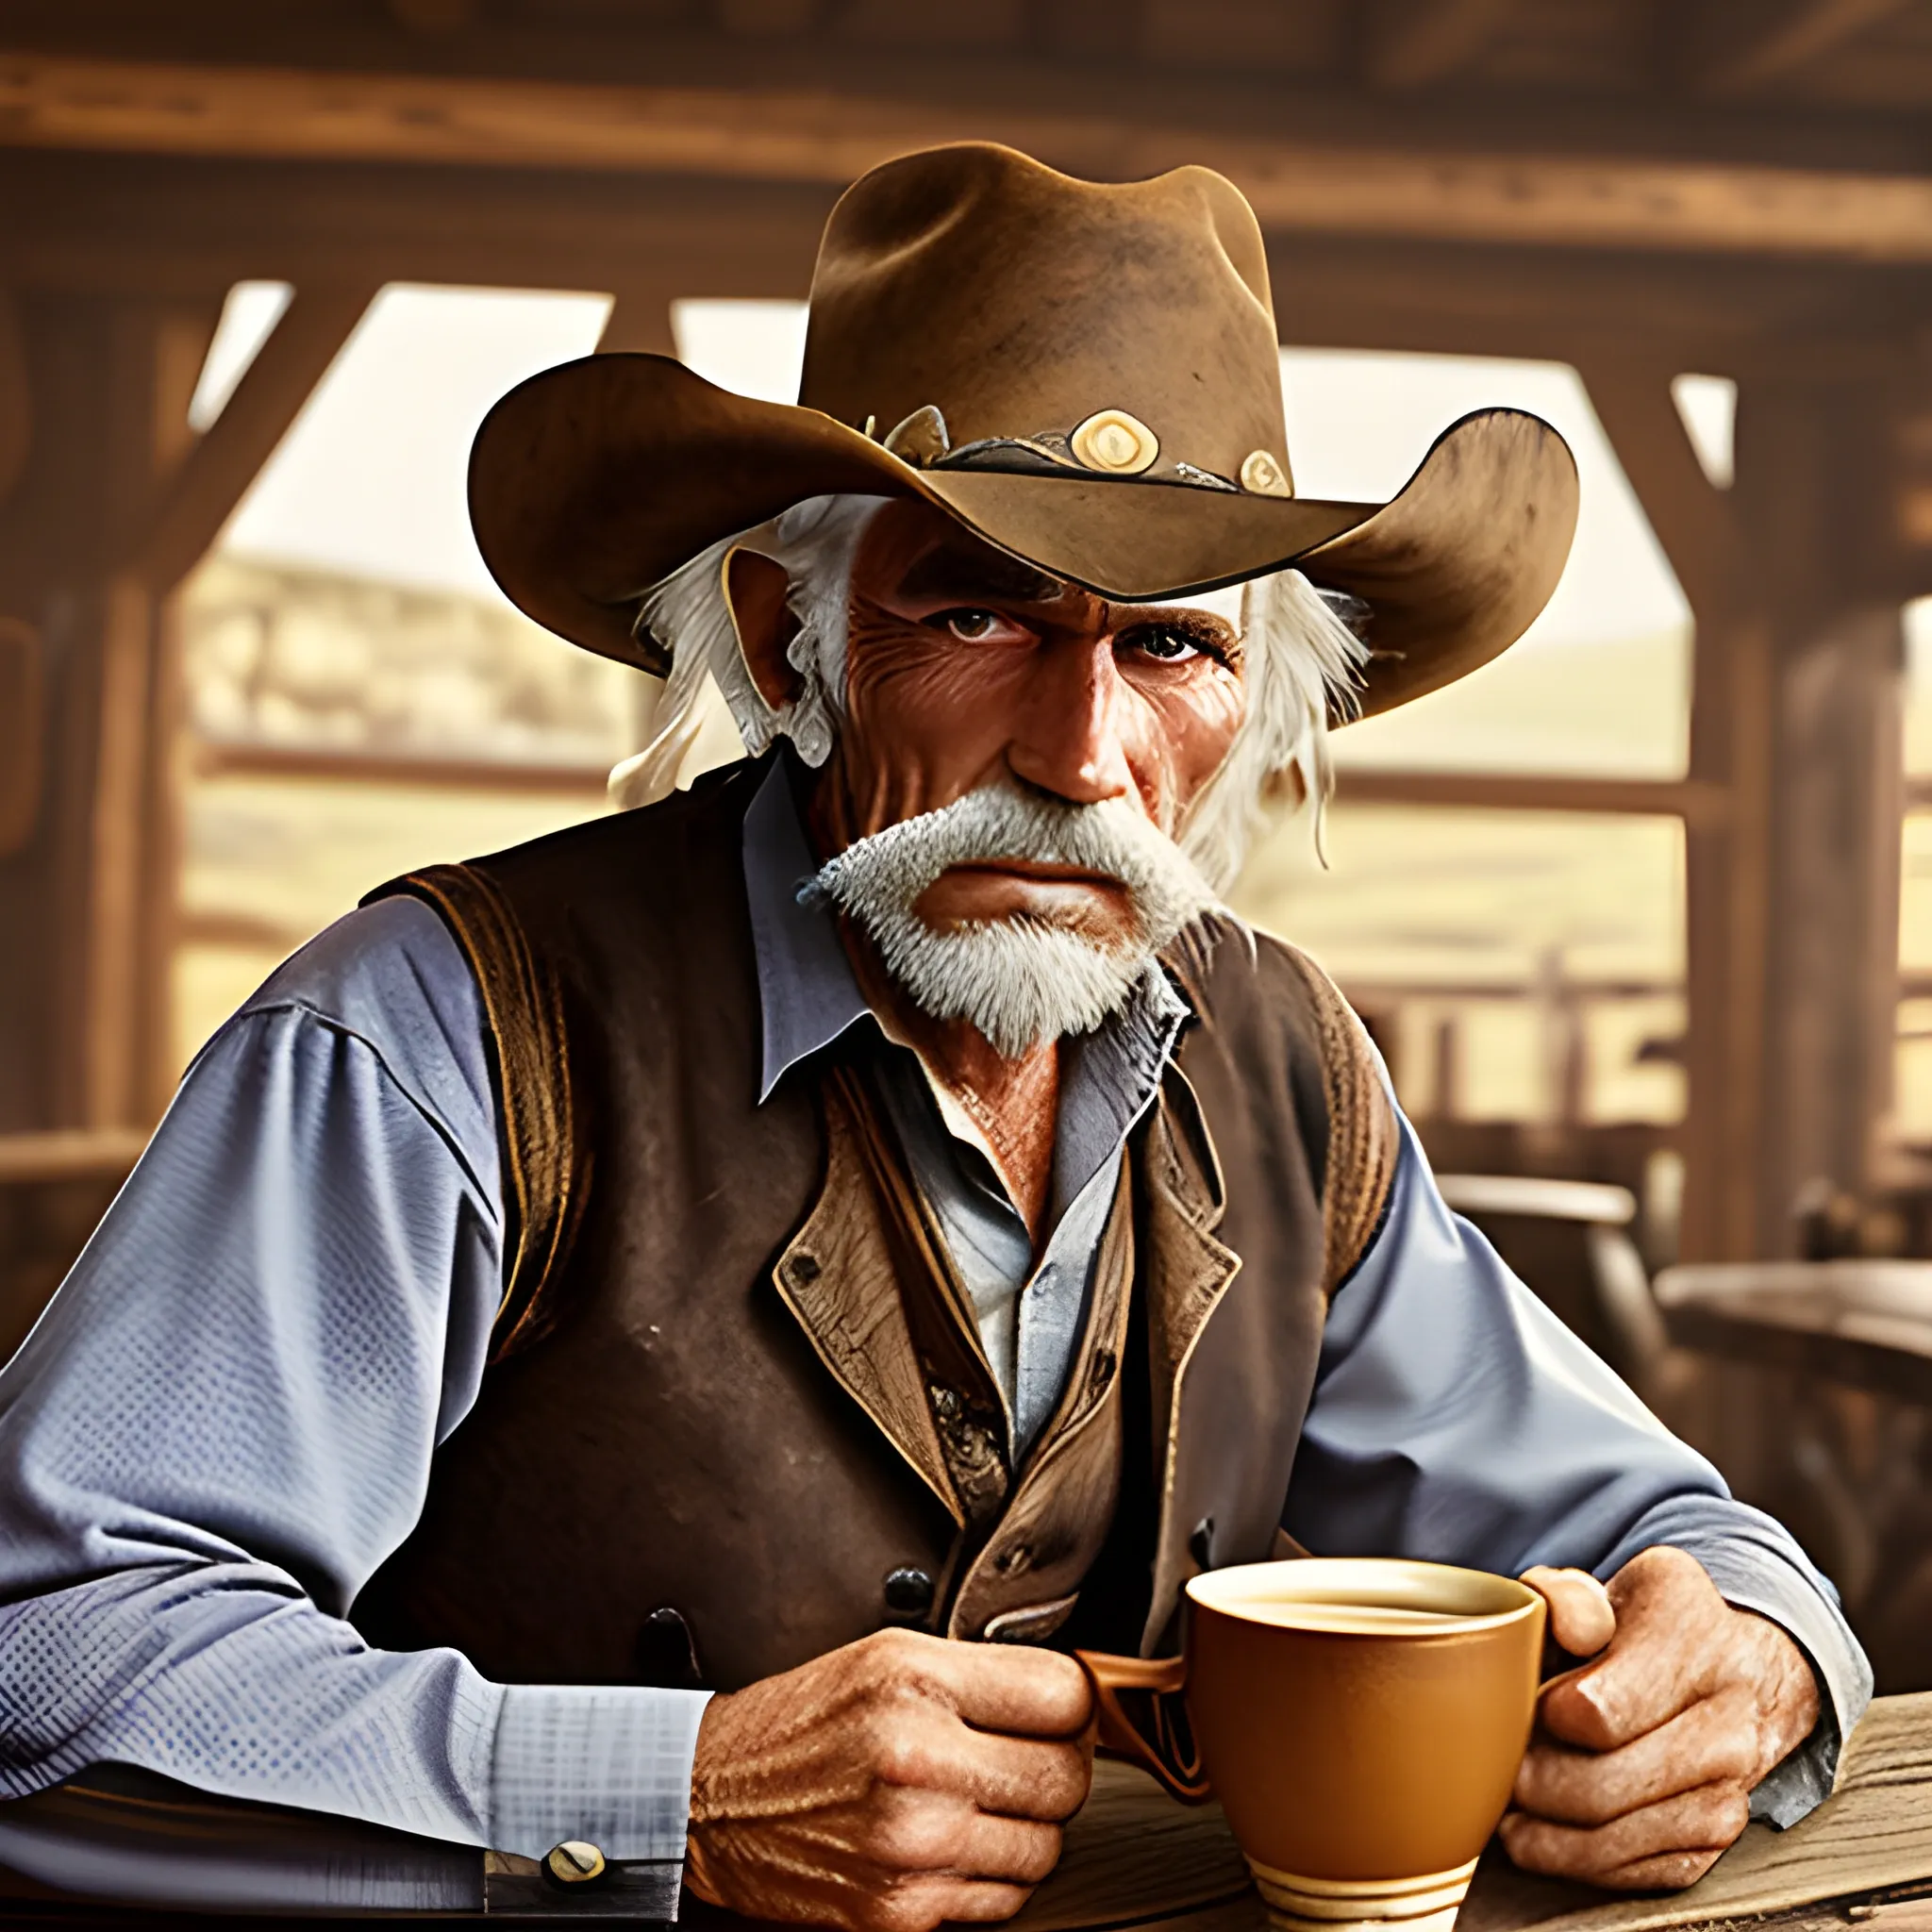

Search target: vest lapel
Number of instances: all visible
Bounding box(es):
[1136,1064,1244,1652]
[772,1074,966,1527]
[948,1160,1137,1643]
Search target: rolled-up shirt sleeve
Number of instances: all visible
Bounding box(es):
[1285,1110,1873,1827]
[0,897,708,1860]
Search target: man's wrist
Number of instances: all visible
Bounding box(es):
[488,1684,712,1863]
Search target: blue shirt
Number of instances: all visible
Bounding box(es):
[0,772,1872,1863]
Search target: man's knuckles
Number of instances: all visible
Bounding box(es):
[1600,1850,1727,1891]
[849,1627,1091,1737]
[864,1712,959,1792]
[1516,1705,1762,1823]
[852,1627,957,1701]
[862,1784,977,1867]
[1538,1672,1630,1752]
[856,1875,984,1932]
[1501,1783,1750,1890]
[858,1877,1035,1932]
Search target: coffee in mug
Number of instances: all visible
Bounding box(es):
[1077,1557,1546,1932]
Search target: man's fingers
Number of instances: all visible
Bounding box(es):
[1523,1567,1616,1658]
[1541,1547,1740,1751]
[1539,1630,1709,1752]
[1515,1686,1761,1825]
[950,1814,1065,1886]
[1499,1783,1750,1890]
[863,1787,1065,1882]
[941,1730,1091,1823]
[890,1878,1037,1927]
[1591,1850,1729,1890]
[898,1635,1094,1740]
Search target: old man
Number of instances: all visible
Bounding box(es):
[0,143,1868,1926]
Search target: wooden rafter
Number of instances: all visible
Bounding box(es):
[1334,769,1727,826]
[1363,0,1516,91]
[5,53,1932,262]
[1701,0,1914,97]
[1571,355,1751,633]
[130,279,377,591]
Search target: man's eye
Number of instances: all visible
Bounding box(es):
[936,608,1006,641]
[1128,624,1204,663]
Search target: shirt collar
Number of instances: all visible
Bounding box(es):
[744,756,872,1102]
[742,755,1191,1109]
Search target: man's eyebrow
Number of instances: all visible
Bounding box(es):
[892,542,1066,606]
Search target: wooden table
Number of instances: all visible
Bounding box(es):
[1654,1261,1932,1408]
[8,1696,1932,1931]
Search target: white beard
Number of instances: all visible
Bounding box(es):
[805,783,1222,1058]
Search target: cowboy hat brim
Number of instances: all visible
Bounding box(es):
[469,354,1578,721]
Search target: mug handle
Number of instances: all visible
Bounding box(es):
[1073,1650,1212,1804]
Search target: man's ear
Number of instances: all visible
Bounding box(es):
[724,546,803,712]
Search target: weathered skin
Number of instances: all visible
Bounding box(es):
[1507,1550,1821,1890]
[733,500,1246,1234]
[685,1631,1093,1930]
[689,508,1822,1926]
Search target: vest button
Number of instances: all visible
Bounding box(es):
[883,1565,936,1616]
[543,1840,608,1888]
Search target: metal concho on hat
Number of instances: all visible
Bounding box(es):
[876,404,1293,499]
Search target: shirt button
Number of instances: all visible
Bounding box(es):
[883,1565,936,1617]
[543,1841,608,1888]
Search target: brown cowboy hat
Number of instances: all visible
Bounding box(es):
[469,142,1577,720]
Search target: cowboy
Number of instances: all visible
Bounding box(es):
[0,144,1868,1924]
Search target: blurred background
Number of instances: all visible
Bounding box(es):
[1,2,1931,1677]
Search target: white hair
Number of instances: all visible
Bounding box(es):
[608,493,885,808]
[608,492,1367,890]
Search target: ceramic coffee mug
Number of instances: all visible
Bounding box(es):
[1075,1557,1546,1932]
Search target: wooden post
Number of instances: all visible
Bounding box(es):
[1577,354,1767,1261]
[1737,376,1908,1254]
[1584,355,1908,1258]
[0,291,192,1132]
[0,279,371,1135]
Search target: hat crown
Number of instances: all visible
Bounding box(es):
[800,143,1291,491]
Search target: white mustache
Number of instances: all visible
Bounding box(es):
[802,784,1213,934]
[800,782,1222,1057]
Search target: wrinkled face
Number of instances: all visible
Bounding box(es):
[820,498,1249,950]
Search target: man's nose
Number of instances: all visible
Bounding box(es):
[1005,635,1134,806]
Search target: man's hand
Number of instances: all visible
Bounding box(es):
[684,1627,1094,1931]
[1500,1546,1822,1891]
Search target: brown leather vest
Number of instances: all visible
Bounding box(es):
[351,757,1395,1691]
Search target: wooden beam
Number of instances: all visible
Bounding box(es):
[1573,354,1748,633]
[6,53,1932,262]
[596,284,678,358]
[80,574,153,1127]
[1333,768,1727,826]
[1364,0,1516,91]
[130,279,376,590]
[1701,0,1913,97]
[190,740,611,794]
[0,1125,147,1185]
